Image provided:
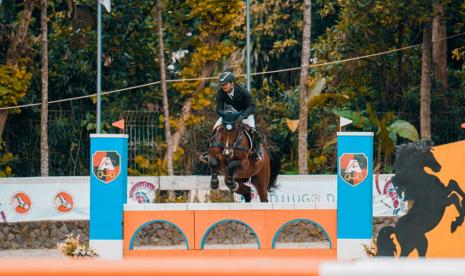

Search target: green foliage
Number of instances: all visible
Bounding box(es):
[0,143,16,177]
[0,64,31,107]
[2,0,465,176]
[388,120,419,143]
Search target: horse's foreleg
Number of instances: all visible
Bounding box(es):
[446,193,465,232]
[208,157,220,190]
[235,182,252,202]
[446,180,465,199]
[225,160,241,190]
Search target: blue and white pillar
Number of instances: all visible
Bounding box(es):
[337,132,373,260]
[90,134,127,260]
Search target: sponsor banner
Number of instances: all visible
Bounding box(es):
[0,175,405,222]
[0,177,89,223]
[128,177,159,204]
[374,174,408,216]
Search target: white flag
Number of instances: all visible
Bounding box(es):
[99,0,111,12]
[340,116,353,128]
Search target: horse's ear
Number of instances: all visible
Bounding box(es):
[425,140,434,147]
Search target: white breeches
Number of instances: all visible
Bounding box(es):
[213,114,255,129]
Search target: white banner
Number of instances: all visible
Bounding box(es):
[0,175,405,222]
[0,177,89,223]
[373,174,408,216]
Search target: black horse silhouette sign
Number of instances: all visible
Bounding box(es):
[376,140,465,257]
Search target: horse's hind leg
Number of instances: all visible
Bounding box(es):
[416,235,428,257]
[252,167,271,202]
[251,157,271,202]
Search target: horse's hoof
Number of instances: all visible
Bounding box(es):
[452,222,458,233]
[211,177,219,190]
[226,180,239,191]
[451,217,464,233]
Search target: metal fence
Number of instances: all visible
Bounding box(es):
[3,109,464,177]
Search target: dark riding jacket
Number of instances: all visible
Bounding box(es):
[216,84,255,117]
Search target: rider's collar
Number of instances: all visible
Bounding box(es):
[227,87,234,99]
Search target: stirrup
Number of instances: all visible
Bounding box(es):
[199,152,208,164]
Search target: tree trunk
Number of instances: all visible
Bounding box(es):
[2,0,35,140]
[0,111,8,140]
[40,0,49,176]
[171,62,216,154]
[298,0,311,174]
[6,0,34,63]
[156,0,174,176]
[432,1,448,90]
[420,24,432,140]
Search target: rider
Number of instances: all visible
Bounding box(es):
[199,71,262,162]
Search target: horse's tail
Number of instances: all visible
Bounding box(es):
[267,150,281,192]
[375,226,397,256]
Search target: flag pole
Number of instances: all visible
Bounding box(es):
[96,0,102,134]
[246,0,251,93]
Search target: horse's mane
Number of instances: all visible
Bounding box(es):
[395,140,434,156]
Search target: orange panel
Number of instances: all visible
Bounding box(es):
[0,257,321,276]
[194,210,266,249]
[124,248,336,259]
[424,141,465,257]
[123,210,195,251]
[265,210,337,249]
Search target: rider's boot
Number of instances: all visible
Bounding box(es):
[250,128,263,161]
[199,142,210,164]
[199,152,208,164]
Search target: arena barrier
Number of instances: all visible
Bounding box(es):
[89,132,373,260]
[2,257,465,275]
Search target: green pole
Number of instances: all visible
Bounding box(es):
[96,0,102,133]
[246,0,251,93]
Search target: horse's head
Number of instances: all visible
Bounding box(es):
[393,140,439,173]
[392,140,439,199]
[217,111,246,159]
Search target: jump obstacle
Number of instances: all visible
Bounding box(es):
[89,132,373,260]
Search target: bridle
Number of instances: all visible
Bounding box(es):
[211,120,250,159]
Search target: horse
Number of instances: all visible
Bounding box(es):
[376,140,465,257]
[206,111,280,202]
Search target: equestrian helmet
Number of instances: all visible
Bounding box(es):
[218,71,235,84]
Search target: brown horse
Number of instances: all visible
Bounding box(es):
[207,111,280,202]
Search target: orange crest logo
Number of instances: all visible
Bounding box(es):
[11,192,32,214]
[92,151,121,184]
[55,192,74,212]
[339,153,368,186]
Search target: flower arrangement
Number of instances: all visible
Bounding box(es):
[57,234,99,258]
[362,238,377,257]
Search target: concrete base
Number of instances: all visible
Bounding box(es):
[90,239,123,260]
[337,238,371,261]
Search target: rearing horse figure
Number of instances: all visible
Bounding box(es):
[207,111,280,202]
[376,140,465,257]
